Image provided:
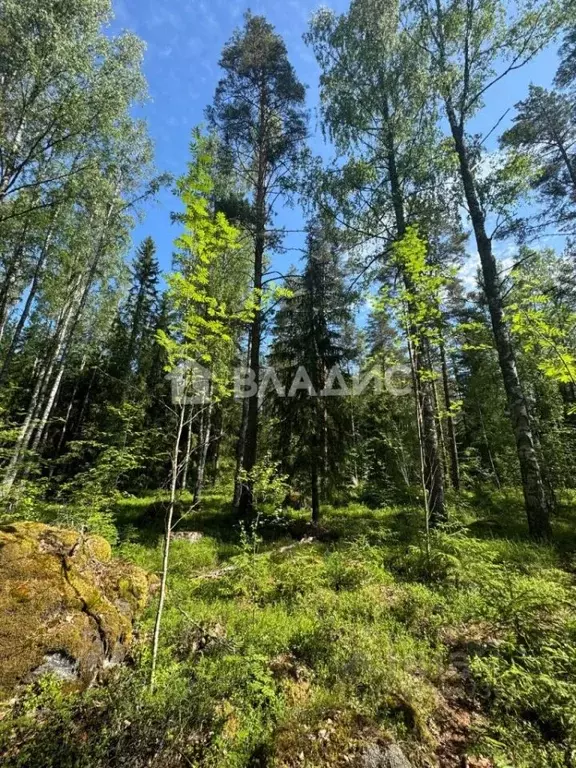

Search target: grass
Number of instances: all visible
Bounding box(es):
[2,487,576,767]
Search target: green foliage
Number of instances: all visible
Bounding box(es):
[0,666,215,768]
[267,225,357,502]
[208,11,307,176]
[509,251,576,386]
[390,520,576,764]
[0,478,47,526]
[48,403,152,541]
[106,236,162,400]
[158,128,253,402]
[3,0,576,764]
[501,85,576,233]
[392,226,446,347]
[4,491,576,766]
[239,454,290,515]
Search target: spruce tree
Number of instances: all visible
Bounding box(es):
[269,224,354,521]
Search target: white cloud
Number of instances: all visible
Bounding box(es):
[459,250,480,292]
[145,3,182,31]
[459,241,520,293]
[197,1,219,28]
[113,0,131,25]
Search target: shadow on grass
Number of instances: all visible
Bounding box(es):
[113,484,576,570]
[113,491,240,549]
[452,486,576,562]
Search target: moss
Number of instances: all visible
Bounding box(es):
[84,535,112,563]
[117,567,150,613]
[0,522,152,698]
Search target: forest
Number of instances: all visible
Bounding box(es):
[1,0,576,765]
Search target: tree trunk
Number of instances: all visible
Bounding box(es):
[2,364,46,491]
[350,394,360,484]
[0,270,16,346]
[29,360,65,454]
[238,240,263,516]
[478,404,501,489]
[428,346,449,486]
[417,341,447,525]
[439,337,460,491]
[406,321,433,535]
[0,225,53,388]
[233,343,251,513]
[150,404,186,691]
[321,397,329,494]
[208,408,224,486]
[383,95,447,525]
[74,362,99,441]
[311,458,320,524]
[2,200,114,488]
[181,406,195,492]
[446,101,551,539]
[0,218,31,344]
[0,261,20,346]
[50,356,87,471]
[22,277,84,458]
[238,83,268,517]
[555,134,576,192]
[193,394,213,505]
[26,203,115,456]
[2,290,78,490]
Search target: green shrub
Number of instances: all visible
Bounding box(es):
[4,490,576,767]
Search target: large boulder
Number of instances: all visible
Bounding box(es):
[0,522,152,697]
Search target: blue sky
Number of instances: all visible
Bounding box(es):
[109,0,350,278]
[108,0,561,287]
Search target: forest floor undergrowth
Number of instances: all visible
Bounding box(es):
[2,487,576,768]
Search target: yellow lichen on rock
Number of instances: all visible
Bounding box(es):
[0,522,151,697]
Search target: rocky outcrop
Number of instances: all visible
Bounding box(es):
[0,522,153,696]
[361,743,413,768]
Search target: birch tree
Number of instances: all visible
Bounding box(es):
[307,0,451,523]
[150,133,252,687]
[409,0,562,537]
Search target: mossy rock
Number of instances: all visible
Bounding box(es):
[0,522,152,697]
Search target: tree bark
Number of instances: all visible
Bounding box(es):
[478,404,501,489]
[193,393,213,505]
[383,95,447,525]
[150,403,186,691]
[0,223,53,388]
[416,342,447,525]
[50,355,87,469]
[208,407,224,486]
[181,406,195,492]
[2,201,115,489]
[439,337,460,491]
[428,346,449,486]
[74,362,100,441]
[238,81,268,517]
[2,289,78,490]
[30,361,65,454]
[0,218,31,346]
[26,202,115,456]
[0,260,18,346]
[238,224,264,516]
[446,101,551,538]
[311,458,320,523]
[233,342,251,513]
[553,133,576,192]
